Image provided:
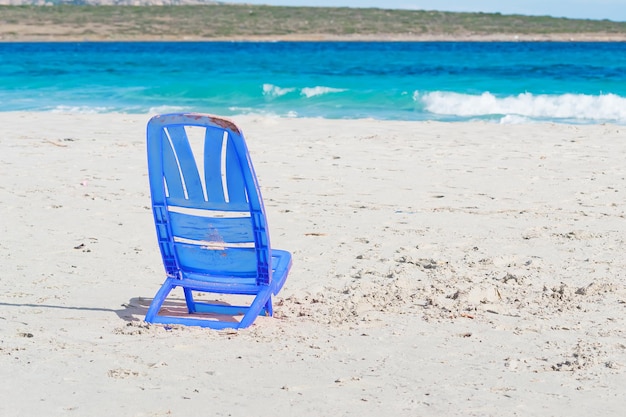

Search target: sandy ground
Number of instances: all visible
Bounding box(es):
[0,112,625,416]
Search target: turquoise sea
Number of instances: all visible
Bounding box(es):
[1,41,626,124]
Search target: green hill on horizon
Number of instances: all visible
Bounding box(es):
[1,4,626,41]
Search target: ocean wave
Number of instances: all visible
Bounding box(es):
[49,104,190,115]
[147,105,188,114]
[300,86,347,98]
[417,91,626,124]
[262,84,296,98]
[261,84,346,99]
[228,106,299,118]
[50,105,116,114]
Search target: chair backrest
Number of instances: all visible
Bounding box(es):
[147,114,271,286]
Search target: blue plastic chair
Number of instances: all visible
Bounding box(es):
[145,113,292,329]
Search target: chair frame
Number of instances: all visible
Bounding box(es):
[144,113,291,329]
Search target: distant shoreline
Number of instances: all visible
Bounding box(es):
[3,33,626,42]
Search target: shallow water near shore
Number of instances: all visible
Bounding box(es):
[2,41,626,124]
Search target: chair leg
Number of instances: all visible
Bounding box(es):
[145,279,176,323]
[183,288,196,313]
[239,287,273,328]
[264,298,273,317]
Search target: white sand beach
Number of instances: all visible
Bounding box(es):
[1,112,625,416]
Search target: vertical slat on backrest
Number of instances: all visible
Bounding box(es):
[204,127,226,203]
[166,126,204,201]
[225,134,247,204]
[161,129,185,199]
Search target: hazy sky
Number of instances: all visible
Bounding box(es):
[224,1,626,22]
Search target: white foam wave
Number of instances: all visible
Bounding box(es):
[262,84,346,99]
[51,105,114,114]
[417,91,626,123]
[301,86,346,98]
[228,107,299,118]
[262,83,296,97]
[148,105,187,114]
